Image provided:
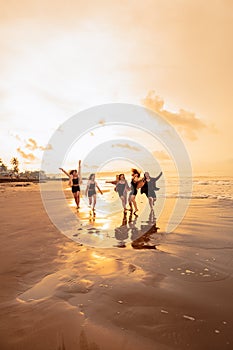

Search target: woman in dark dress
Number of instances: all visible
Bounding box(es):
[85,173,103,211]
[115,174,130,212]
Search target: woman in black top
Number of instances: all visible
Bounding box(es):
[59,160,82,209]
[128,168,141,214]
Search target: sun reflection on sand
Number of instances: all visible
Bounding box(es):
[91,252,106,260]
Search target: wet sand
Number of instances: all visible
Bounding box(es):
[0,183,232,350]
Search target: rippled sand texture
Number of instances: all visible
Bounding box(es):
[0,183,232,350]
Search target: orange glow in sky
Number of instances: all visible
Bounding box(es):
[0,0,232,175]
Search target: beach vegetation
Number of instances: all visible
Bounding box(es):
[0,158,7,172]
[10,157,19,174]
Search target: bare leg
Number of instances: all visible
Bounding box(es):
[123,192,127,206]
[73,193,79,208]
[131,195,138,213]
[128,194,133,211]
[148,197,153,210]
[92,194,97,210]
[76,192,80,208]
[88,196,92,206]
[149,208,155,223]
[120,195,126,210]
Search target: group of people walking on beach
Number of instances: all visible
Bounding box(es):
[59,160,163,214]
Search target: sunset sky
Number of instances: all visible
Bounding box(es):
[1,0,233,175]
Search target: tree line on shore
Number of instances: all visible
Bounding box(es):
[0,157,46,179]
[0,157,19,173]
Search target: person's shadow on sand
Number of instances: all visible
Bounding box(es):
[131,209,160,250]
[114,211,130,248]
[114,210,160,249]
[128,211,139,241]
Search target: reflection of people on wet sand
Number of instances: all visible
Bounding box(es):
[131,210,159,250]
[59,160,82,209]
[128,168,142,215]
[114,209,160,249]
[141,171,163,209]
[148,208,156,223]
[85,173,103,211]
[114,212,129,248]
[128,210,139,241]
[89,210,96,223]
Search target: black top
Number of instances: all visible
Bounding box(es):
[72,177,79,185]
[130,180,138,196]
[141,177,160,195]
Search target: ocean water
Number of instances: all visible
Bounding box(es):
[167,176,233,201]
[45,175,233,201]
[96,175,233,201]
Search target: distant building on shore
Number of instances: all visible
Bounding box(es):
[0,168,48,182]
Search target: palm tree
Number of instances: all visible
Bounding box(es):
[11,157,19,174]
[0,158,7,172]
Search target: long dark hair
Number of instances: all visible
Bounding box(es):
[89,173,95,180]
[118,173,125,180]
[144,172,150,180]
[69,169,77,175]
[131,168,140,176]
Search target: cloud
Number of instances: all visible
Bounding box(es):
[153,150,170,161]
[112,143,140,151]
[25,138,52,151]
[17,147,36,161]
[39,144,53,151]
[25,138,38,150]
[142,91,207,140]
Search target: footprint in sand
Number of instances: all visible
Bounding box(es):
[128,264,137,273]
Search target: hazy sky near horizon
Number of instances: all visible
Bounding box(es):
[0,0,233,175]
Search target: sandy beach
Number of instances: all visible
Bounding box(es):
[0,182,232,350]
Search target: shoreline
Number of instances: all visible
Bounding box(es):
[0,178,40,183]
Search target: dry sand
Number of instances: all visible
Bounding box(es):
[0,183,232,350]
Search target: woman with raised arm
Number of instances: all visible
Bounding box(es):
[59,160,82,209]
[128,168,141,215]
[141,171,163,209]
[115,174,130,213]
[85,173,103,211]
